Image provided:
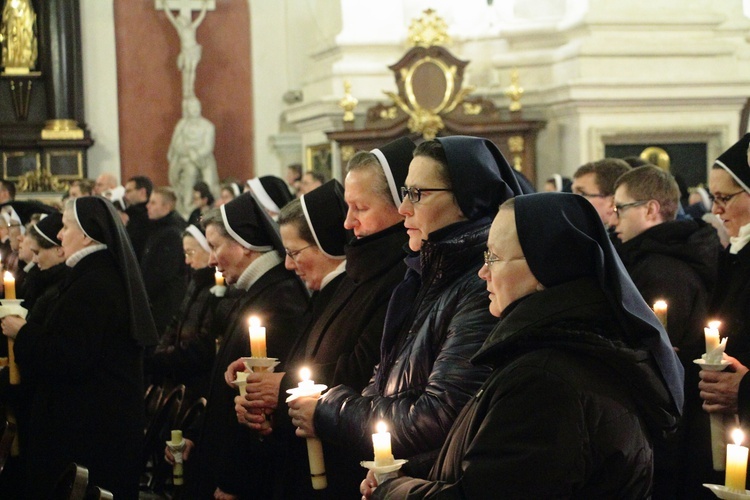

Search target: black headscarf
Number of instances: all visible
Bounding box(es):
[221,192,285,257]
[514,192,684,413]
[0,201,57,235]
[248,176,294,214]
[300,180,351,258]
[714,132,750,193]
[371,137,416,206]
[33,213,63,246]
[72,196,158,347]
[435,136,523,220]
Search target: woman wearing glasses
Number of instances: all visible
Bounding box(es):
[700,133,750,430]
[361,192,683,498]
[287,136,523,484]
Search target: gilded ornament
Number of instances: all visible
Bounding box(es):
[338,80,358,123]
[407,9,451,48]
[0,0,38,73]
[379,107,398,120]
[504,68,524,112]
[340,145,356,163]
[508,136,524,172]
[462,102,482,115]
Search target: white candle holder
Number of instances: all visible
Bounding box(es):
[360,459,408,485]
[165,435,186,486]
[241,356,280,373]
[210,284,227,297]
[703,483,750,499]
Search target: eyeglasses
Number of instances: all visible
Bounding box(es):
[184,250,196,257]
[708,190,746,207]
[285,244,313,261]
[483,250,525,267]
[400,186,453,204]
[574,190,608,199]
[613,200,649,218]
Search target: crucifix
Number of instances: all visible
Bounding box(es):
[155,0,215,98]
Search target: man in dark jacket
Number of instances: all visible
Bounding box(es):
[124,175,153,260]
[174,193,308,499]
[142,186,188,336]
[612,165,721,497]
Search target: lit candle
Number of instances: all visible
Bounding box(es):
[297,367,314,391]
[286,367,328,490]
[4,271,15,300]
[372,421,395,467]
[215,270,225,287]
[248,316,266,358]
[705,321,721,353]
[726,428,748,491]
[652,300,667,328]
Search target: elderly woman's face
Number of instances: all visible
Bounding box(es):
[58,209,91,258]
[280,223,340,291]
[183,235,210,270]
[398,156,466,251]
[709,168,750,238]
[479,209,540,317]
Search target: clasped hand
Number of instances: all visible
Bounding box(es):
[699,355,750,414]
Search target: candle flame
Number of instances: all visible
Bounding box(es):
[215,270,222,278]
[300,367,311,381]
[249,316,260,328]
[3,271,12,280]
[708,320,721,330]
[653,300,667,310]
[376,421,387,433]
[733,428,745,446]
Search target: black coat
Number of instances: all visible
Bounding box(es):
[617,219,720,360]
[274,223,408,500]
[125,202,150,260]
[150,266,218,402]
[315,219,496,464]
[376,278,678,499]
[188,262,308,499]
[140,211,188,335]
[14,251,145,499]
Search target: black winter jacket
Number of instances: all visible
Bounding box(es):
[315,219,496,462]
[376,278,679,499]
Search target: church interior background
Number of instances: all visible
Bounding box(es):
[2,0,750,194]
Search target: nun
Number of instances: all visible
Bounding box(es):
[174,192,308,499]
[1,196,158,499]
[699,133,750,443]
[150,224,219,403]
[23,213,68,320]
[290,136,523,477]
[363,192,684,498]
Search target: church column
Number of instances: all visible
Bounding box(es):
[39,0,85,126]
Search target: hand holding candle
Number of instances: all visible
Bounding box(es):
[166,430,186,486]
[726,428,748,491]
[286,367,328,490]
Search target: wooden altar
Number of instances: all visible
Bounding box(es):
[327,9,545,185]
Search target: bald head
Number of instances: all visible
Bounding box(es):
[94,173,118,195]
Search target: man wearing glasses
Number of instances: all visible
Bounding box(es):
[611,165,722,498]
[571,158,631,227]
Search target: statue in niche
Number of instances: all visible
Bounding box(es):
[0,0,38,71]
[168,97,219,217]
[163,0,208,98]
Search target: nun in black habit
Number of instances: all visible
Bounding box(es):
[181,192,309,499]
[364,193,684,499]
[2,196,158,499]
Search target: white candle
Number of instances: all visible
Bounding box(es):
[215,270,225,287]
[372,421,395,467]
[298,367,314,391]
[248,316,266,358]
[293,367,327,490]
[726,428,748,491]
[705,321,721,353]
[168,429,186,485]
[4,271,15,300]
[652,300,667,328]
